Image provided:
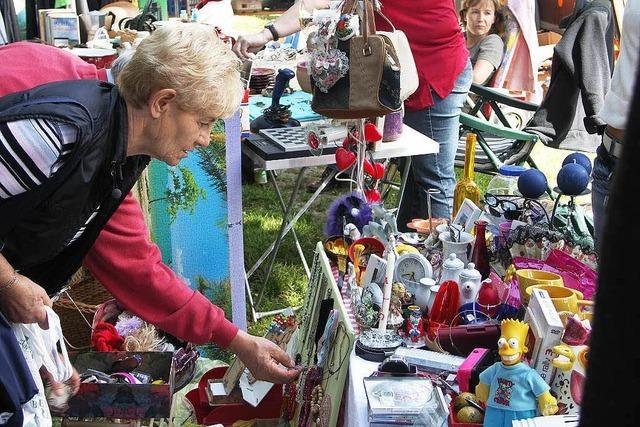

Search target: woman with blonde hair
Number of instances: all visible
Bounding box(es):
[460,0,506,84]
[0,23,298,414]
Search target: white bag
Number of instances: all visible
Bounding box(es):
[378,29,419,101]
[11,307,73,427]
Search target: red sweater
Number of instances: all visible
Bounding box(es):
[0,42,239,347]
[377,0,469,111]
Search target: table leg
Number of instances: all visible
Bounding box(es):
[254,168,307,309]
[247,166,337,317]
[246,167,336,279]
[271,172,310,277]
[396,156,412,212]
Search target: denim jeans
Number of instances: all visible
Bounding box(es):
[397,59,473,228]
[591,143,616,254]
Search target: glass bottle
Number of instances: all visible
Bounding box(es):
[453,133,481,218]
[471,220,490,280]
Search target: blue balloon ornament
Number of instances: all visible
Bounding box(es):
[517,169,548,199]
[557,163,590,196]
[562,152,592,175]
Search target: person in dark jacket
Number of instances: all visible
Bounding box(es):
[525,0,614,152]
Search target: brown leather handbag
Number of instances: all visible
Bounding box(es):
[311,0,402,119]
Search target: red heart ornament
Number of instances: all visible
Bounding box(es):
[364,123,383,142]
[364,188,381,203]
[363,159,375,177]
[342,136,353,149]
[335,148,356,171]
[372,162,385,180]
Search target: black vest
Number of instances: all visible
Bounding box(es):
[0,80,150,295]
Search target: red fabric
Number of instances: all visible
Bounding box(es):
[377,0,469,111]
[92,322,124,351]
[0,42,239,347]
[0,42,107,96]
[84,195,239,346]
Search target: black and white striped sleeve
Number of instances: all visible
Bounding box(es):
[0,119,77,199]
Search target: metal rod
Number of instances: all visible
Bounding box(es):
[254,168,307,309]
[271,172,310,277]
[246,167,336,278]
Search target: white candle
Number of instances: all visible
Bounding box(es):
[378,243,395,333]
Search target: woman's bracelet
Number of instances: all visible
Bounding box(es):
[0,272,18,293]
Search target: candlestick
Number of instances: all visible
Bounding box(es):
[378,237,396,333]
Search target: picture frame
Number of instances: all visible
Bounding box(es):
[453,198,483,233]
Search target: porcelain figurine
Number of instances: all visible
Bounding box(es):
[440,253,464,285]
[476,319,558,427]
[459,280,481,306]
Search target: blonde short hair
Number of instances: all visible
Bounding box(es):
[117,23,242,119]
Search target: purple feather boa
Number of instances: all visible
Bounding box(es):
[324,191,373,237]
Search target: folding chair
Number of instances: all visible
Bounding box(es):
[457,84,540,174]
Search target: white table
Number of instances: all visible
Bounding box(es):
[241,125,438,321]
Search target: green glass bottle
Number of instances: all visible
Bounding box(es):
[453,132,481,218]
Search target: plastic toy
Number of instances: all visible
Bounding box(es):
[550,314,591,415]
[476,319,558,427]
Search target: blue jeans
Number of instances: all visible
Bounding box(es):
[397,60,472,228]
[591,143,616,254]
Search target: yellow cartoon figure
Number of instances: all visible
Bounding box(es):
[476,319,558,427]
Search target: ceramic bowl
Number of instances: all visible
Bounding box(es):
[406,218,448,234]
[296,61,313,94]
[348,237,385,264]
[323,235,349,262]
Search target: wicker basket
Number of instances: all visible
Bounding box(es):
[53,266,113,350]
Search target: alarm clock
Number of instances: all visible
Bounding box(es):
[393,252,433,291]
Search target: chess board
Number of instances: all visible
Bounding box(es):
[258,127,311,153]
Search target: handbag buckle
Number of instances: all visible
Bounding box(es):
[362,44,372,56]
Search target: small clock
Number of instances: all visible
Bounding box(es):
[393,252,433,289]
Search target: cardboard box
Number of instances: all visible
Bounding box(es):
[524,289,564,384]
[67,351,174,419]
[537,31,562,46]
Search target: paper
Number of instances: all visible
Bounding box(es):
[208,381,227,396]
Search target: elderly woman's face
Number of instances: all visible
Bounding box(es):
[153,107,214,166]
[465,0,497,38]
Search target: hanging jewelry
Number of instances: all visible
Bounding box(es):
[310,384,324,424]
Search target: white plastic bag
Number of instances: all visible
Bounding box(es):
[11,307,73,427]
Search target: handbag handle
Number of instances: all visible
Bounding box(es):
[340,0,395,31]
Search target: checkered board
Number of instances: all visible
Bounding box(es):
[258,127,310,152]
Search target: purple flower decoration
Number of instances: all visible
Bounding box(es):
[115,313,144,337]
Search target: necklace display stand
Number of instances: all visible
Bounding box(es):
[288,243,356,426]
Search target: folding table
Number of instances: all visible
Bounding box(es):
[241,124,439,321]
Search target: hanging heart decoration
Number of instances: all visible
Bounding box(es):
[364,122,383,143]
[335,147,356,171]
[364,188,381,204]
[372,162,385,180]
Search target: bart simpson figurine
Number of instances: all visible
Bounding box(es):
[475,319,558,427]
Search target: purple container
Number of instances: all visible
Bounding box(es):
[383,110,404,142]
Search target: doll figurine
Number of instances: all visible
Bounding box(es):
[476,319,558,427]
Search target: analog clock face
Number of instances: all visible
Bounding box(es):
[394,253,432,287]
